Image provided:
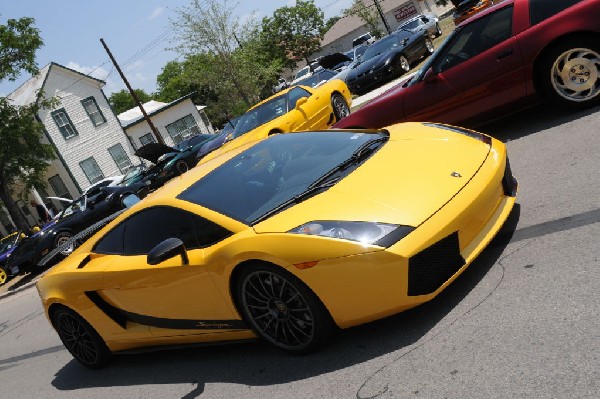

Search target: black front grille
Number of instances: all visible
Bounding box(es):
[408,232,465,296]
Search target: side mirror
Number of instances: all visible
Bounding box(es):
[423,67,439,83]
[147,237,189,265]
[295,97,308,109]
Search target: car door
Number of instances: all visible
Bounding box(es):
[285,86,329,131]
[94,206,242,338]
[404,5,526,124]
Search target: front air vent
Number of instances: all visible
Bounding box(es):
[408,232,465,296]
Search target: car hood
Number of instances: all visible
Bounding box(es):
[318,52,352,70]
[135,143,179,164]
[349,51,395,77]
[254,124,491,233]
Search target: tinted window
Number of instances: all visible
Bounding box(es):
[94,207,231,255]
[288,87,311,109]
[178,131,388,225]
[433,6,513,73]
[232,94,289,139]
[530,0,582,25]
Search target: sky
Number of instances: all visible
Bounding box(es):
[0,0,354,97]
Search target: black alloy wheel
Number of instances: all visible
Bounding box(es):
[331,93,350,121]
[237,264,334,353]
[541,38,600,108]
[435,23,442,37]
[52,307,111,369]
[176,159,189,175]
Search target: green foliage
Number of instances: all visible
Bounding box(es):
[261,0,325,66]
[344,0,384,39]
[0,17,43,81]
[108,88,153,115]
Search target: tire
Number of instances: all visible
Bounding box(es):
[54,232,75,256]
[175,159,189,175]
[540,38,600,108]
[398,55,410,74]
[51,306,111,369]
[0,266,11,286]
[236,264,334,354]
[435,23,442,38]
[425,38,435,55]
[331,93,350,121]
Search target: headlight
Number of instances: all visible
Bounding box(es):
[289,221,414,247]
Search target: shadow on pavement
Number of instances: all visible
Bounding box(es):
[50,207,521,396]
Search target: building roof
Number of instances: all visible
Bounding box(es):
[117,93,199,129]
[6,62,105,107]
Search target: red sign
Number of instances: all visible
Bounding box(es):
[393,3,417,22]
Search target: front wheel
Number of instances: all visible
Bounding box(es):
[331,93,350,121]
[54,232,75,256]
[0,266,11,286]
[398,55,410,74]
[236,264,334,354]
[51,306,111,369]
[425,38,435,55]
[540,39,600,107]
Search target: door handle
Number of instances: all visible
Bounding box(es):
[497,49,513,60]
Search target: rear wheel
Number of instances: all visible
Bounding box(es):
[425,38,435,55]
[540,39,600,108]
[398,55,410,74]
[51,306,111,369]
[236,264,334,354]
[54,232,75,256]
[435,23,442,37]
[331,93,350,121]
[175,159,189,175]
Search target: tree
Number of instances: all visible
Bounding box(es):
[323,16,341,35]
[344,0,385,39]
[107,88,153,115]
[0,17,55,231]
[261,0,325,68]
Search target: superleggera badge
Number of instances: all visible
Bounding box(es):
[451,172,462,178]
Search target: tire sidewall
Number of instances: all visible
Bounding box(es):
[54,231,74,256]
[331,94,350,121]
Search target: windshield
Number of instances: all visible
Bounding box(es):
[400,19,420,31]
[178,131,388,224]
[61,195,87,218]
[231,94,288,139]
[362,35,398,59]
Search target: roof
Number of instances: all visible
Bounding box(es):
[6,62,105,107]
[117,93,199,129]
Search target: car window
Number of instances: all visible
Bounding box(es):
[288,87,311,109]
[93,206,232,256]
[530,0,582,25]
[432,6,513,73]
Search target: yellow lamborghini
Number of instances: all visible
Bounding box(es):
[199,79,352,163]
[37,122,517,368]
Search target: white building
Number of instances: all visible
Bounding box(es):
[0,63,213,235]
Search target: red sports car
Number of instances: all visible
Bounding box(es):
[335,0,600,129]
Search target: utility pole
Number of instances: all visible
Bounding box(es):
[373,0,392,35]
[100,38,165,145]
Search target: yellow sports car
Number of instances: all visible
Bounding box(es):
[200,79,352,163]
[37,122,517,368]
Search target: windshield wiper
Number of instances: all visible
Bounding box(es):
[251,136,387,224]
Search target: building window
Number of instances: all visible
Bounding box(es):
[48,175,71,200]
[165,114,201,144]
[108,143,133,173]
[79,157,104,184]
[140,133,156,146]
[199,110,211,130]
[51,108,78,139]
[81,96,107,126]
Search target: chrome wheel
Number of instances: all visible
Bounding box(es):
[240,270,316,351]
[425,38,435,55]
[399,55,410,73]
[551,47,600,103]
[56,233,74,256]
[331,94,350,121]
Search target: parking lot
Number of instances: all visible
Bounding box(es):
[1,99,599,398]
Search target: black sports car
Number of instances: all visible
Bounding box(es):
[6,184,145,277]
[345,30,434,95]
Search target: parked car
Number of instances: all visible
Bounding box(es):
[352,32,376,47]
[83,175,124,194]
[0,232,27,285]
[294,69,338,88]
[200,80,352,163]
[334,45,369,84]
[345,29,434,95]
[397,13,442,39]
[6,184,146,277]
[454,0,496,25]
[289,62,323,86]
[36,123,516,368]
[335,0,600,129]
[196,117,241,162]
